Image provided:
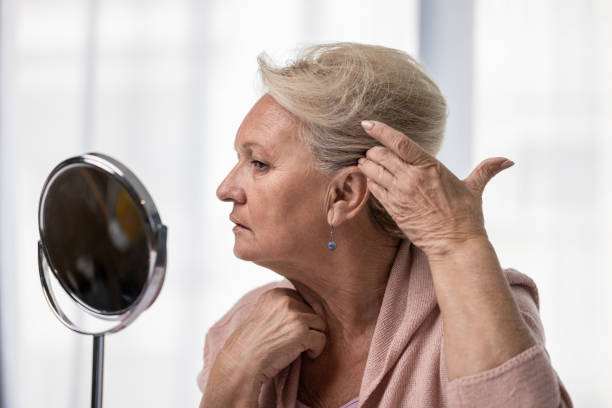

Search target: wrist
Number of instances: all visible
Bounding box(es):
[203,351,262,407]
[203,373,260,408]
[424,234,491,264]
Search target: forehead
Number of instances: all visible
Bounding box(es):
[234,94,301,154]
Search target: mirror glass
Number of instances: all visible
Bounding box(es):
[41,165,150,314]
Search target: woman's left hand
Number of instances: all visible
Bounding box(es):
[358,120,514,260]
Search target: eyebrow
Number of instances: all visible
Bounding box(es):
[234,142,267,153]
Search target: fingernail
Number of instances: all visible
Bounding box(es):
[499,160,515,170]
[361,120,374,130]
[358,157,365,165]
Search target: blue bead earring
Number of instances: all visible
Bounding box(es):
[327,225,337,251]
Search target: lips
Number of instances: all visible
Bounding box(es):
[230,215,250,230]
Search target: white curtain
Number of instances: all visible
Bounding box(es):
[473,0,612,405]
[0,1,418,406]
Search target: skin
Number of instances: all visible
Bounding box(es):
[358,120,536,381]
[201,95,536,408]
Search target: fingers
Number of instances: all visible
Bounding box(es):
[356,147,395,204]
[358,145,413,189]
[365,178,390,204]
[464,157,514,195]
[264,288,310,309]
[358,156,395,188]
[365,146,407,175]
[361,120,432,165]
[305,329,327,359]
[301,312,327,333]
[264,288,327,331]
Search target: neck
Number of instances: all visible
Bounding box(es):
[265,230,401,350]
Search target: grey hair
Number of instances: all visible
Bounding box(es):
[258,42,448,239]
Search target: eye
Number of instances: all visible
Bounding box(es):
[250,160,268,170]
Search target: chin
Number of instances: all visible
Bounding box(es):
[232,245,251,260]
[232,241,261,262]
[232,242,288,268]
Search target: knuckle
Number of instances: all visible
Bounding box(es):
[291,321,309,337]
[475,170,489,187]
[266,287,288,296]
[368,145,382,155]
[259,289,277,302]
[263,291,292,308]
[378,147,393,161]
[284,297,300,310]
[426,176,443,192]
[485,164,498,178]
[367,146,384,161]
[414,169,428,185]
[395,137,412,156]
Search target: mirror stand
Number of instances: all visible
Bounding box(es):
[92,335,104,408]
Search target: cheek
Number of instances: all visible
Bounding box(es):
[249,179,325,242]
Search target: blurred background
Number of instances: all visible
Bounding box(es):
[0,0,609,406]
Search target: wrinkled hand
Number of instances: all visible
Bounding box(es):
[217,288,327,388]
[358,120,514,259]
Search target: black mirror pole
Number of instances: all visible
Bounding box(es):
[91,335,104,408]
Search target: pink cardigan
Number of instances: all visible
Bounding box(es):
[197,241,573,407]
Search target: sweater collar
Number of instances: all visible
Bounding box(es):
[358,240,439,405]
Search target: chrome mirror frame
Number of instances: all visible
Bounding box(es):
[37,152,167,408]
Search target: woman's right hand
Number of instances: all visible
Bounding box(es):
[201,288,327,407]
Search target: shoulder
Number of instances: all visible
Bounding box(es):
[209,279,295,334]
[197,279,294,393]
[502,267,546,345]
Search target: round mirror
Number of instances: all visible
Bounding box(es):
[38,153,167,334]
[37,153,167,408]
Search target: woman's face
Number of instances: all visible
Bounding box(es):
[216,94,331,267]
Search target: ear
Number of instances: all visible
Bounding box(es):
[326,167,370,226]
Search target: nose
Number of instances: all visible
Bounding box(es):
[216,166,246,204]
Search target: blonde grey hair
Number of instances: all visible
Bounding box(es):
[258,42,447,239]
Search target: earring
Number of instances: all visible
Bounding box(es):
[327,225,337,251]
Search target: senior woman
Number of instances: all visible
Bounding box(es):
[197,43,572,408]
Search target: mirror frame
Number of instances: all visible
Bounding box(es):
[37,153,167,335]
